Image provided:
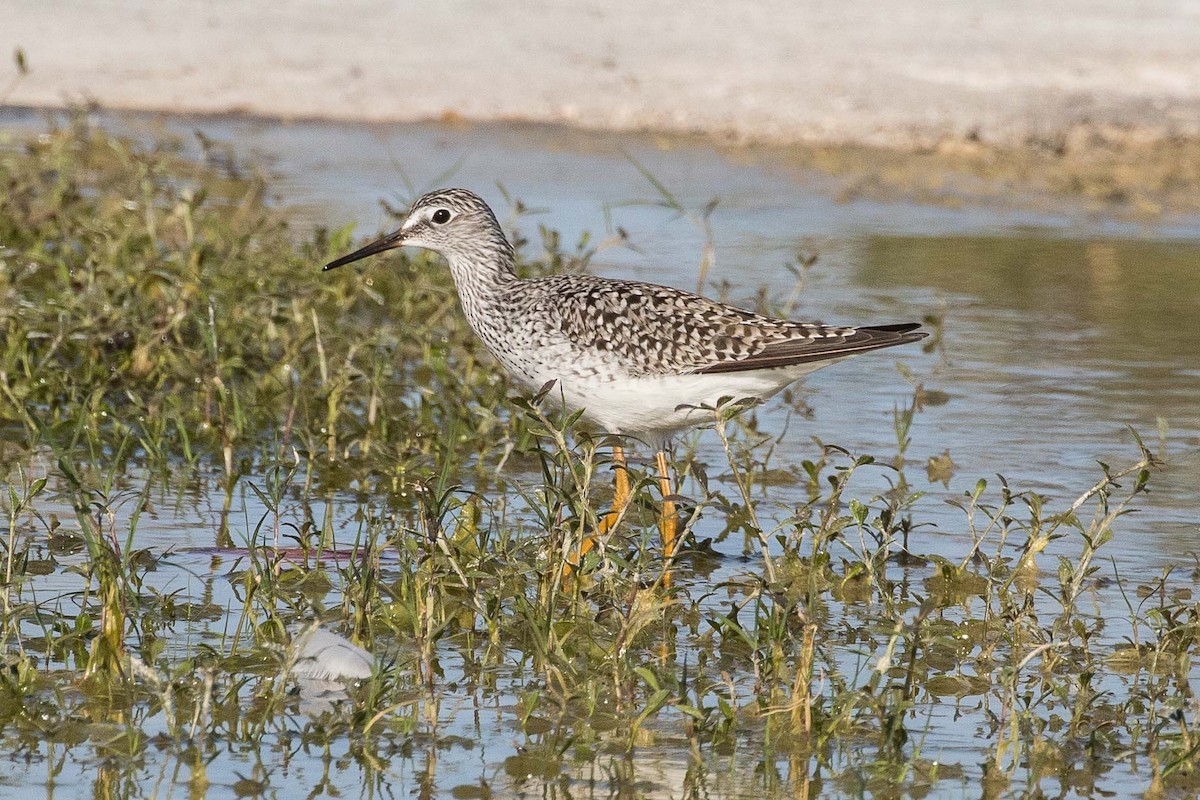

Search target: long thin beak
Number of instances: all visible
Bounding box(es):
[322,229,406,271]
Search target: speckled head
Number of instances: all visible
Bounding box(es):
[323,188,513,271]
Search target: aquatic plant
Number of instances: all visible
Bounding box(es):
[0,119,1195,799]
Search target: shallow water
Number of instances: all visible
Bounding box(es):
[2,108,1199,798]
[133,110,1197,571]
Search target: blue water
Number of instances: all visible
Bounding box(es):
[2,107,1198,799]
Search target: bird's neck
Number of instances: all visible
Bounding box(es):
[444,241,520,329]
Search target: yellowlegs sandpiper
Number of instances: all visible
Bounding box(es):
[324,188,926,568]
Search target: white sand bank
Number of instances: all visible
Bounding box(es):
[4,0,1200,146]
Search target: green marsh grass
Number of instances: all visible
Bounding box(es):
[0,119,1197,798]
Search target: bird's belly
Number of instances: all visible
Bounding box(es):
[482,329,843,440]
[531,366,832,439]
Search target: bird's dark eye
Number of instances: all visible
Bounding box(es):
[431,209,451,224]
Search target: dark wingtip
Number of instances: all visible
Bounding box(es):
[694,321,927,374]
[863,322,928,346]
[863,322,924,335]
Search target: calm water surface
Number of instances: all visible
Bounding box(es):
[166,112,1195,569]
[2,109,1198,799]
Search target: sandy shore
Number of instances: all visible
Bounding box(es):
[5,1,1200,148]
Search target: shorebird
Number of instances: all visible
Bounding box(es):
[325,188,926,569]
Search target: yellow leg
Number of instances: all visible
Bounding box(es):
[571,446,630,569]
[656,450,679,562]
[655,450,680,653]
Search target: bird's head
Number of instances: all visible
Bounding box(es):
[323,188,507,271]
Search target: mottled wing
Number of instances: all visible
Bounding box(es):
[536,276,923,377]
[694,322,927,374]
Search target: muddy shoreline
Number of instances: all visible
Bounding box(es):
[7,0,1200,218]
[6,104,1199,224]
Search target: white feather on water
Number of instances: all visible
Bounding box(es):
[290,626,374,681]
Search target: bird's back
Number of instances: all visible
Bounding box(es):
[491,274,922,381]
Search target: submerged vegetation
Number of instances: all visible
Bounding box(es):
[0,119,1197,799]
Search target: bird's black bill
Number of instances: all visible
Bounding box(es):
[322,229,405,271]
